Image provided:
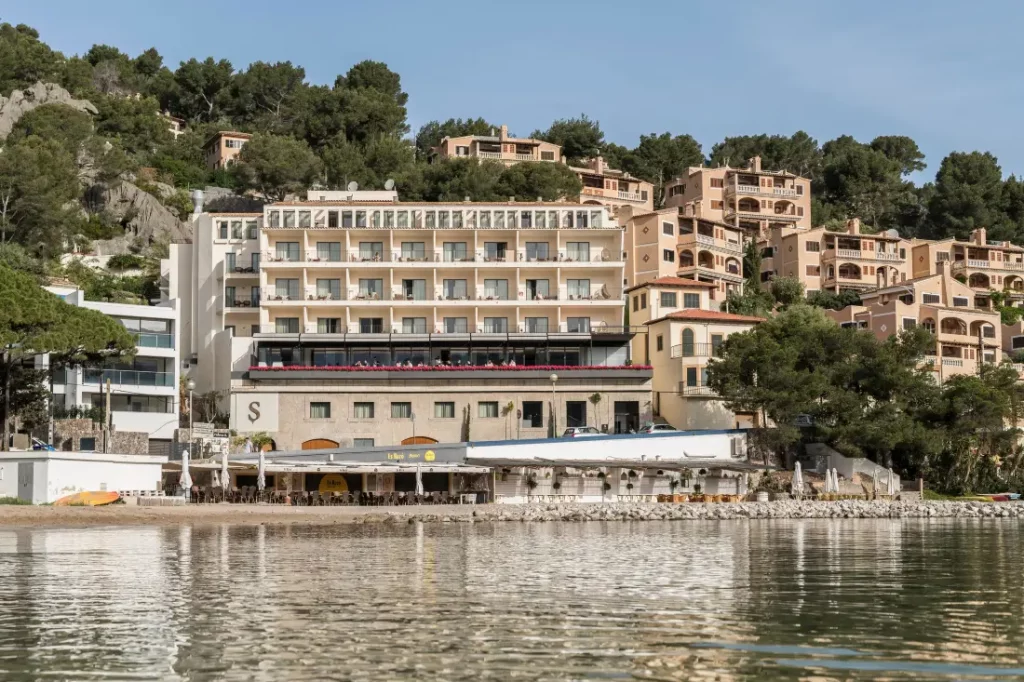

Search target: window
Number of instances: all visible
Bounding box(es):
[231,220,243,239]
[541,151,555,160]
[710,200,724,210]
[525,317,549,333]
[484,242,508,261]
[806,241,820,252]
[310,402,331,419]
[567,317,590,333]
[434,402,455,419]
[316,279,341,300]
[632,296,639,312]
[358,278,384,298]
[252,253,260,272]
[444,317,468,333]
[327,211,339,228]
[526,242,550,261]
[401,279,427,300]
[483,317,507,333]
[711,334,724,355]
[359,318,384,334]
[354,438,375,447]
[568,279,591,299]
[903,318,917,330]
[218,221,228,239]
[275,317,299,333]
[79,437,97,451]
[317,318,340,334]
[661,292,678,307]
[355,211,366,227]
[566,401,587,428]
[358,241,383,261]
[317,242,341,262]
[443,279,468,300]
[686,367,698,386]
[663,249,675,263]
[1013,336,1024,350]
[710,178,724,188]
[806,265,821,276]
[283,211,295,228]
[640,293,647,309]
[225,252,236,272]
[402,317,427,333]
[953,296,969,307]
[397,211,409,228]
[478,401,499,418]
[923,293,941,304]
[443,242,468,262]
[275,242,299,261]
[225,286,236,304]
[682,328,695,356]
[662,221,674,236]
[657,335,664,352]
[275,278,299,299]
[353,402,375,419]
[268,211,280,228]
[483,279,509,300]
[566,242,590,262]
[391,402,412,419]
[522,401,543,428]
[401,242,426,261]
[641,190,649,201]
[683,293,700,309]
[246,220,258,239]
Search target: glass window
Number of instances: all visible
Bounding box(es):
[317,318,340,334]
[425,211,436,228]
[443,242,468,262]
[484,242,508,261]
[662,221,674,236]
[401,279,427,300]
[275,242,299,261]
[442,279,468,300]
[494,211,505,229]
[923,293,940,304]
[805,241,820,252]
[483,317,508,333]
[657,335,664,351]
[483,279,509,300]
[525,317,549,333]
[521,211,532,228]
[683,293,700,309]
[311,349,345,366]
[355,211,366,227]
[252,253,260,272]
[661,292,678,307]
[383,211,395,228]
[567,279,591,299]
[359,318,384,333]
[522,401,543,428]
[686,367,698,386]
[525,279,549,300]
[535,211,546,228]
[358,279,384,299]
[401,242,426,261]
[439,211,450,228]
[444,317,468,333]
[268,211,280,228]
[397,210,409,228]
[246,220,258,239]
[452,211,463,228]
[663,249,675,263]
[231,220,243,239]
[479,211,491,228]
[283,211,295,228]
[434,402,456,419]
[274,278,299,299]
[478,402,499,418]
[526,242,550,261]
[275,317,299,333]
[391,402,412,419]
[225,286,236,304]
[328,211,338,228]
[225,252,236,272]
[358,242,384,261]
[711,334,724,355]
[310,402,331,419]
[316,242,341,261]
[402,317,427,333]
[353,402,375,419]
[567,317,590,333]
[576,211,589,228]
[591,211,602,228]
[342,211,353,227]
[315,279,341,300]
[218,221,228,239]
[371,211,381,228]
[354,438,375,447]
[566,242,590,262]
[507,211,517,228]
[682,328,695,356]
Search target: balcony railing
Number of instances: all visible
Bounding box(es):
[670,342,724,359]
[837,249,862,258]
[941,358,964,367]
[679,385,717,397]
[477,151,502,159]
[617,190,642,201]
[267,248,622,265]
[514,153,534,161]
[772,188,798,197]
[875,252,903,261]
[133,332,174,349]
[83,369,174,387]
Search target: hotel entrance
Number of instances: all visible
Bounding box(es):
[613,401,640,433]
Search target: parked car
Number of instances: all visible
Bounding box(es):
[639,423,678,434]
[562,426,601,438]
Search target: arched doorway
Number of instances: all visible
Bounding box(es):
[401,436,438,445]
[302,438,339,450]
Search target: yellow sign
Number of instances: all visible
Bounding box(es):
[318,473,349,494]
[424,450,435,462]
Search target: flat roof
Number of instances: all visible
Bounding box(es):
[266,200,600,208]
[203,130,252,148]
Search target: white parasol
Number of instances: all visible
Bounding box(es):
[415,463,424,499]
[221,448,230,492]
[792,461,804,497]
[179,448,192,498]
[257,449,266,493]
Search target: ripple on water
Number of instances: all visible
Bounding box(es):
[0,519,1020,680]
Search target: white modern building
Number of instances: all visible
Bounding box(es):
[0,450,167,504]
[45,284,181,455]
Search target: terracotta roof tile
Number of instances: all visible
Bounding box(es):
[645,310,765,325]
[626,277,718,293]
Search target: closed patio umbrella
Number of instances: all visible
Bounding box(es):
[211,469,221,489]
[221,449,230,491]
[415,463,424,498]
[831,468,840,494]
[792,461,804,497]
[179,448,192,498]
[257,450,266,493]
[887,468,896,496]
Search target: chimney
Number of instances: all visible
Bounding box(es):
[499,124,509,140]
[847,218,860,235]
[749,156,762,172]
[973,227,986,245]
[190,189,205,218]
[593,156,605,174]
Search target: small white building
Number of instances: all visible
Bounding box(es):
[0,451,167,504]
[44,284,181,455]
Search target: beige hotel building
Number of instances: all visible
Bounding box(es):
[167,191,654,450]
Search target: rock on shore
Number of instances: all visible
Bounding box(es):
[390,500,1024,524]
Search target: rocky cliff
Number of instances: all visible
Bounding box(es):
[90,181,191,253]
[0,81,98,140]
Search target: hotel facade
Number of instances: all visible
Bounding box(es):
[167,192,654,450]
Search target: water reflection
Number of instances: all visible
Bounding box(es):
[0,519,1018,680]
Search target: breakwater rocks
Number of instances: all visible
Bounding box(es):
[371,500,1024,524]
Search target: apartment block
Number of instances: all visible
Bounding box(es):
[203,131,252,170]
[911,229,1024,308]
[761,219,911,295]
[826,269,1001,381]
[167,192,655,448]
[572,156,654,214]
[627,277,761,429]
[44,284,181,454]
[663,156,811,235]
[622,207,744,302]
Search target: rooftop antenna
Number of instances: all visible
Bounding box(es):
[347,181,359,192]
[384,178,395,191]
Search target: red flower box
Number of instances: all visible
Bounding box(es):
[249,364,652,372]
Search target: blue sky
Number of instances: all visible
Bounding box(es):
[9,0,1023,181]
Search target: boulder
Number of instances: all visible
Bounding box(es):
[94,181,191,250]
[0,82,98,141]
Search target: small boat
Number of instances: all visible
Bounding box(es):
[53,491,121,507]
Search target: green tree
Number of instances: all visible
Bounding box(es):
[0,265,135,448]
[819,136,909,229]
[806,289,862,311]
[924,151,1006,240]
[870,135,926,176]
[415,117,495,159]
[335,61,410,143]
[230,61,306,133]
[289,85,345,151]
[234,133,321,201]
[768,277,805,309]
[626,132,703,204]
[708,132,822,179]
[93,94,170,156]
[173,57,234,122]
[420,158,503,202]
[0,23,64,94]
[722,241,773,316]
[533,114,604,163]
[8,103,94,150]
[495,162,583,201]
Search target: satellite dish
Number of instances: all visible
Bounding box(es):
[347,181,358,192]
[384,179,395,191]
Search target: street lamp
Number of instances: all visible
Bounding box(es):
[186,378,196,456]
[549,373,558,436]
[411,411,416,443]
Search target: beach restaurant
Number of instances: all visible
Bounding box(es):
[166,430,756,504]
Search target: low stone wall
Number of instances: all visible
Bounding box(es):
[374,500,1024,524]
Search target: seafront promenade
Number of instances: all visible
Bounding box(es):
[1,500,1022,527]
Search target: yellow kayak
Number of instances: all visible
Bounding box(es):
[53,491,121,507]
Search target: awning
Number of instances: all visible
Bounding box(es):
[471,457,770,471]
[236,460,490,475]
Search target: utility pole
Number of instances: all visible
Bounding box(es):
[103,378,111,453]
[1,348,8,451]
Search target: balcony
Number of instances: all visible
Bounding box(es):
[670,343,724,359]
[82,369,175,387]
[678,385,717,397]
[133,332,174,349]
[477,151,502,160]
[224,266,259,278]
[514,153,534,161]
[225,298,259,310]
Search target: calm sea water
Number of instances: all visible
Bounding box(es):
[0,519,1021,680]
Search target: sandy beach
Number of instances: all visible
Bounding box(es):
[1,499,1022,527]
